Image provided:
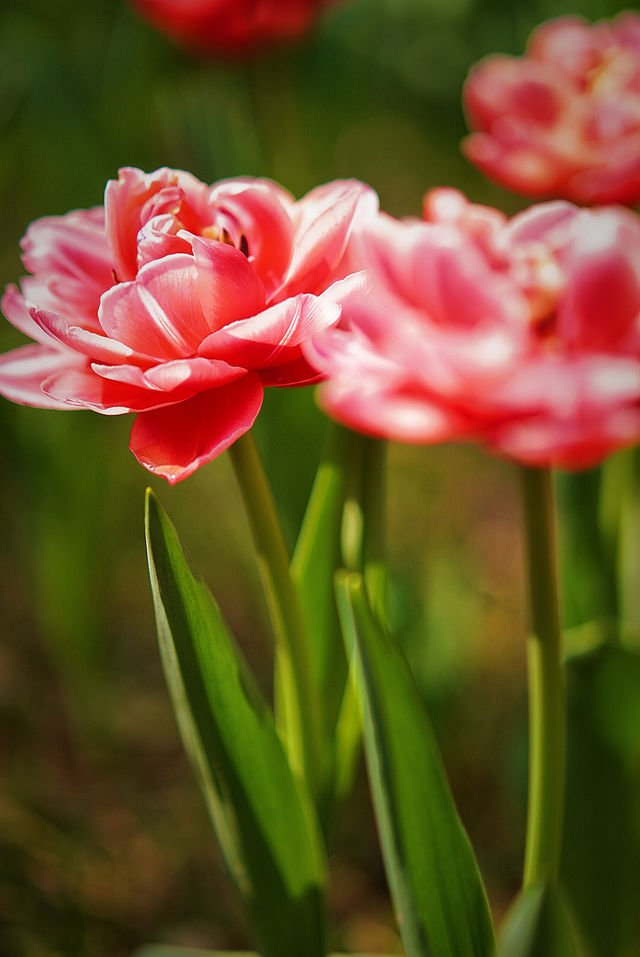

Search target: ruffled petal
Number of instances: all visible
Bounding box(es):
[187,235,266,331]
[278,180,379,299]
[198,293,340,372]
[20,208,114,324]
[0,344,84,409]
[40,365,186,414]
[129,374,264,483]
[91,355,246,393]
[1,286,59,347]
[208,178,295,299]
[105,166,210,281]
[98,254,208,358]
[31,308,155,366]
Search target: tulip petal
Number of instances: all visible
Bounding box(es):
[318,377,467,444]
[208,179,295,298]
[280,180,379,298]
[41,364,187,414]
[198,293,340,372]
[0,344,85,409]
[98,255,208,358]
[31,308,155,366]
[129,374,264,483]
[188,234,266,331]
[1,286,59,347]
[91,355,246,393]
[20,207,114,321]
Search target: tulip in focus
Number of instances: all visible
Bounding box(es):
[463,12,640,205]
[306,187,640,468]
[131,0,336,56]
[0,167,377,482]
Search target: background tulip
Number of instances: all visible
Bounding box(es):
[130,0,337,55]
[462,13,640,205]
[307,188,640,468]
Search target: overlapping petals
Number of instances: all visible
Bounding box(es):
[462,12,640,205]
[0,166,377,482]
[130,0,337,56]
[306,188,640,468]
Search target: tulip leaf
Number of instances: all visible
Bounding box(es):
[561,643,640,957]
[335,570,496,957]
[499,882,585,957]
[144,489,327,957]
[291,423,355,816]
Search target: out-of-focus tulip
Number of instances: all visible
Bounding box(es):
[305,188,640,468]
[131,0,336,56]
[463,13,640,205]
[0,167,377,482]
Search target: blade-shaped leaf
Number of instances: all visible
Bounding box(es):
[335,571,496,957]
[499,882,585,957]
[291,423,355,816]
[561,644,640,957]
[144,489,326,957]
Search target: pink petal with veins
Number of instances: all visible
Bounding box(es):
[98,255,209,358]
[0,344,85,409]
[198,293,340,371]
[129,374,264,483]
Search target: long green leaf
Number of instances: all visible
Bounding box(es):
[561,644,640,957]
[291,423,355,816]
[335,571,496,957]
[499,883,585,957]
[144,489,327,957]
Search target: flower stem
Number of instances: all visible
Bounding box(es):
[362,438,388,624]
[520,465,566,888]
[229,432,322,795]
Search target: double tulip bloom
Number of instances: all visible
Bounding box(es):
[463,12,640,205]
[0,167,377,482]
[131,0,335,55]
[307,189,640,468]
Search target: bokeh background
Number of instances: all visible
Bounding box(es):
[1,0,639,955]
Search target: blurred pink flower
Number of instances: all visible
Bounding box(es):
[131,0,336,55]
[0,167,377,482]
[463,13,640,205]
[305,188,640,468]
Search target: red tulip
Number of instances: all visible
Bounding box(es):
[305,188,640,468]
[131,0,336,55]
[463,13,640,205]
[0,167,377,482]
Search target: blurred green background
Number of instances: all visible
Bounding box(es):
[0,0,639,955]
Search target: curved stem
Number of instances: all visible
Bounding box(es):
[229,432,322,795]
[520,466,566,888]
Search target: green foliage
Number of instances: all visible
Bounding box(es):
[561,644,640,957]
[144,489,327,957]
[499,883,585,957]
[335,570,496,957]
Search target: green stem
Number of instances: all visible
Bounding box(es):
[520,466,566,888]
[229,432,322,795]
[362,438,388,624]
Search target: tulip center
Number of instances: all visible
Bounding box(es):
[515,246,564,341]
[586,46,637,99]
[201,224,250,257]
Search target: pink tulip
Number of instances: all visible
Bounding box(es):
[131,0,336,56]
[305,188,640,469]
[0,167,377,482]
[462,13,640,205]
